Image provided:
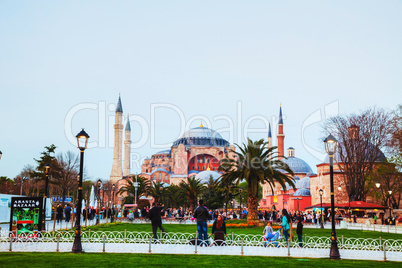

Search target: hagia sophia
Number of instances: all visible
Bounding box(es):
[109,95,388,213]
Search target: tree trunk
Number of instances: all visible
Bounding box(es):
[247,186,258,221]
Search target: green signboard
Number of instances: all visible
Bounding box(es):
[9,197,43,238]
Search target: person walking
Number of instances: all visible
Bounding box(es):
[193,200,209,246]
[211,214,227,246]
[296,216,303,247]
[281,209,291,246]
[148,202,166,243]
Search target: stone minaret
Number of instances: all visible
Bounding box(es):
[123,114,131,176]
[110,95,124,183]
[277,105,285,160]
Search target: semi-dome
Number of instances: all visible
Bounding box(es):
[293,188,311,197]
[295,176,310,189]
[281,157,313,174]
[194,170,221,184]
[173,127,230,147]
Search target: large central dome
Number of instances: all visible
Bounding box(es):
[173,127,230,147]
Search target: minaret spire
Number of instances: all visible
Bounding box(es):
[277,105,285,160]
[123,114,132,176]
[267,121,272,149]
[110,95,124,183]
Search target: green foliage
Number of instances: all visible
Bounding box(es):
[137,199,151,210]
[180,177,205,212]
[161,185,186,209]
[203,176,225,209]
[118,175,149,201]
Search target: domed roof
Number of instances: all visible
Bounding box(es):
[293,175,300,181]
[173,127,230,147]
[293,188,311,197]
[281,157,313,174]
[295,176,310,189]
[194,170,221,184]
[156,149,171,155]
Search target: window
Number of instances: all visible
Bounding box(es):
[159,173,162,181]
[165,175,168,181]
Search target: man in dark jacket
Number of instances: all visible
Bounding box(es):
[193,200,209,246]
[64,204,72,223]
[148,202,165,242]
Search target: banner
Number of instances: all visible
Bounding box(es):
[10,197,43,238]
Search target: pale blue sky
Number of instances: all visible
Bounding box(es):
[1,1,401,180]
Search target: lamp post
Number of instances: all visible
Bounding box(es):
[72,128,89,253]
[133,176,139,205]
[111,184,116,223]
[239,187,243,218]
[42,163,51,231]
[319,189,324,229]
[388,190,393,219]
[96,179,102,225]
[324,134,340,259]
[20,177,27,196]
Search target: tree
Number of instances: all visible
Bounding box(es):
[53,151,79,207]
[180,177,205,212]
[324,107,395,201]
[118,175,149,203]
[0,177,15,194]
[203,176,225,210]
[161,185,186,209]
[219,138,294,221]
[31,144,57,197]
[147,181,165,204]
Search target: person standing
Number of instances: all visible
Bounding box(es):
[296,216,303,247]
[148,202,166,243]
[64,204,72,223]
[193,200,209,246]
[281,209,290,246]
[211,214,227,246]
[56,204,63,224]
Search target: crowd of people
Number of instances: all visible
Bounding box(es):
[53,204,116,223]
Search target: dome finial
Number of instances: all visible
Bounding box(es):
[200,120,204,128]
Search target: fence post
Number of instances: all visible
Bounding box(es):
[160,230,163,243]
[383,242,387,261]
[89,229,91,241]
[241,238,244,255]
[124,229,127,243]
[149,236,152,253]
[232,232,234,246]
[379,237,382,250]
[103,235,106,253]
[287,240,290,257]
[56,235,60,252]
[304,234,306,246]
[195,232,198,254]
[9,233,12,252]
[341,235,344,249]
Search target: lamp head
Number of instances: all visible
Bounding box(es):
[375,182,380,188]
[112,184,116,191]
[324,134,338,155]
[338,185,341,191]
[0,151,2,160]
[44,163,51,174]
[97,179,102,188]
[388,190,392,195]
[319,189,323,196]
[76,129,90,151]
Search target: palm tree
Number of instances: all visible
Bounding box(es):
[147,181,166,204]
[180,177,205,212]
[118,175,149,204]
[219,138,294,221]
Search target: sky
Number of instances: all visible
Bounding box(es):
[0,1,401,181]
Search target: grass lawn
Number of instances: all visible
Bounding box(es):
[0,252,397,268]
[80,222,402,240]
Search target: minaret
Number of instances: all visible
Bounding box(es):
[277,105,285,160]
[267,121,272,148]
[123,114,131,176]
[110,95,124,183]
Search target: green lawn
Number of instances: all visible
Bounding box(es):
[0,253,397,268]
[79,222,402,240]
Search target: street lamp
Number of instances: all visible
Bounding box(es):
[375,182,380,188]
[20,177,27,196]
[324,134,340,259]
[111,184,116,223]
[42,163,51,231]
[0,151,2,160]
[96,179,102,225]
[319,189,324,229]
[388,190,393,218]
[72,128,89,253]
[133,176,139,205]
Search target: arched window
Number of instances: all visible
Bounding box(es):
[159,173,162,181]
[153,175,156,180]
[165,175,168,181]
